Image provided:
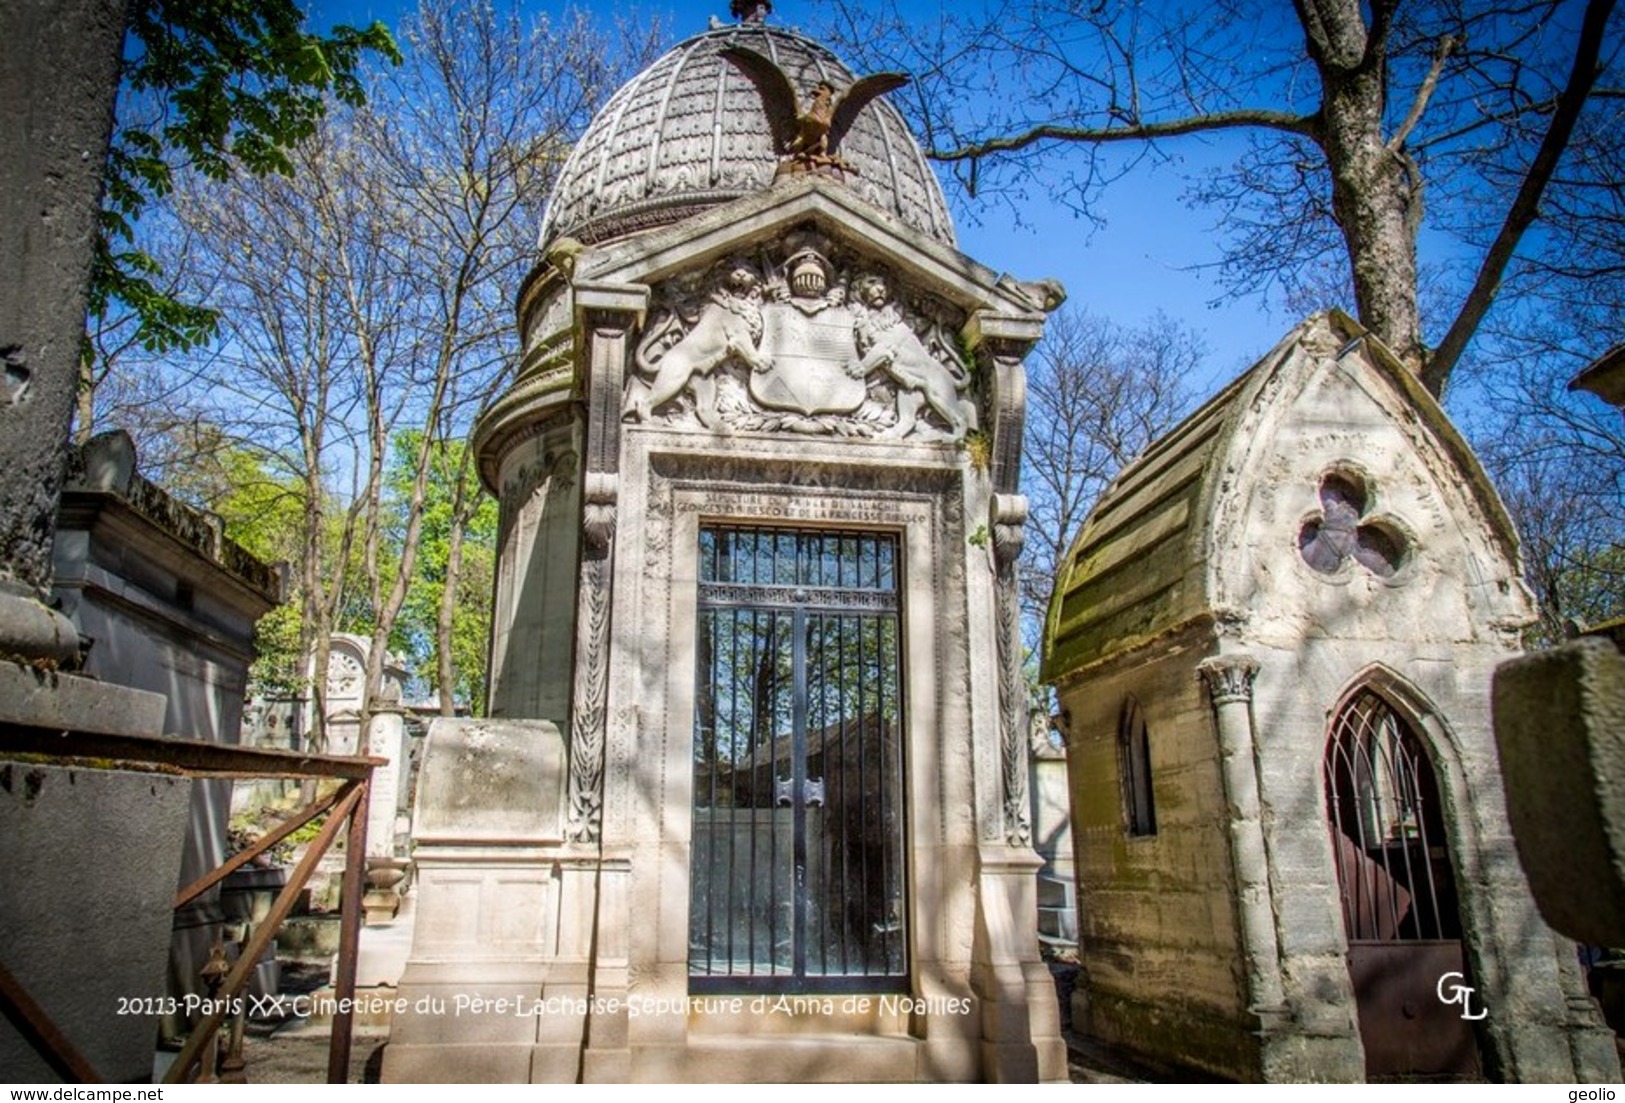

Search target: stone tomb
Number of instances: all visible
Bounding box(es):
[1042,311,1618,1082]
[388,17,1066,1083]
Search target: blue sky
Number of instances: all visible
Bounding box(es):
[309,0,1307,397]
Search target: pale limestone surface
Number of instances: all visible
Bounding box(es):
[391,21,1066,1077]
[363,710,407,859]
[1045,312,1619,1082]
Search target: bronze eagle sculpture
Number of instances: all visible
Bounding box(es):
[719,44,909,173]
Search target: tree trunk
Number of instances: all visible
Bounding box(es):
[437,498,466,716]
[301,481,331,755]
[1302,0,1426,374]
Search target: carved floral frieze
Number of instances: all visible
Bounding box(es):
[622,231,977,440]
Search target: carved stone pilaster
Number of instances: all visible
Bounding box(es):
[1197,653,1286,1020]
[1198,655,1261,706]
[565,289,642,846]
[969,314,1042,850]
[991,493,1031,846]
[567,474,617,844]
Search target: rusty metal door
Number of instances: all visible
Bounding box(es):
[1325,690,1479,1077]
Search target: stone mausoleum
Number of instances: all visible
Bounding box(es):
[1042,311,1619,1082]
[387,7,1067,1082]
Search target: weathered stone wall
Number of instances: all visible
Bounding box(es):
[1059,634,1256,1080]
[1215,333,1617,1081]
[53,451,283,1051]
[0,761,190,1083]
[488,421,581,722]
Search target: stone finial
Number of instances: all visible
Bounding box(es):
[1198,655,1261,705]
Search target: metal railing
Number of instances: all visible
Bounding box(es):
[0,721,382,1084]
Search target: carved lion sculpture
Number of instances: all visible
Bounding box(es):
[848,275,977,438]
[625,260,772,429]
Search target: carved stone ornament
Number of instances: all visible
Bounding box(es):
[581,472,618,557]
[991,493,1028,567]
[567,474,617,844]
[623,234,978,440]
[1198,655,1261,706]
[327,651,362,698]
[719,44,908,177]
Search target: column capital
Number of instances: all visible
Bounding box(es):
[1198,655,1261,705]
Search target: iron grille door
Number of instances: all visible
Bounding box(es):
[689,527,908,993]
[1324,689,1476,1077]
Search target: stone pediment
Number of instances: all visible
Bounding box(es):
[556,178,1060,443]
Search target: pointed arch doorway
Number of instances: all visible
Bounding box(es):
[1324,688,1479,1077]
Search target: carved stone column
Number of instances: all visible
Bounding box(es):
[0,0,125,662]
[1197,655,1289,1026]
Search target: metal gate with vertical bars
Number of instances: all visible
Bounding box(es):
[1324,688,1476,1077]
[689,526,908,993]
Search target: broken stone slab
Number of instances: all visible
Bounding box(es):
[1493,637,1625,946]
[0,660,165,735]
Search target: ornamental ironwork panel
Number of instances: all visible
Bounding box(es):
[1324,690,1458,943]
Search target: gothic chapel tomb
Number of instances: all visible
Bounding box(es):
[1042,311,1620,1083]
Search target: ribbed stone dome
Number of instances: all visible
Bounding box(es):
[539,20,956,248]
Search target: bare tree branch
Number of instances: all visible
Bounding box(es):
[1424,0,1617,394]
[1387,33,1459,152]
[927,108,1319,163]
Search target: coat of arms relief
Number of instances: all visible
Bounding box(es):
[622,231,978,439]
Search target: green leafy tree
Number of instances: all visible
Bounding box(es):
[100,0,659,741]
[89,0,398,358]
[388,433,497,714]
